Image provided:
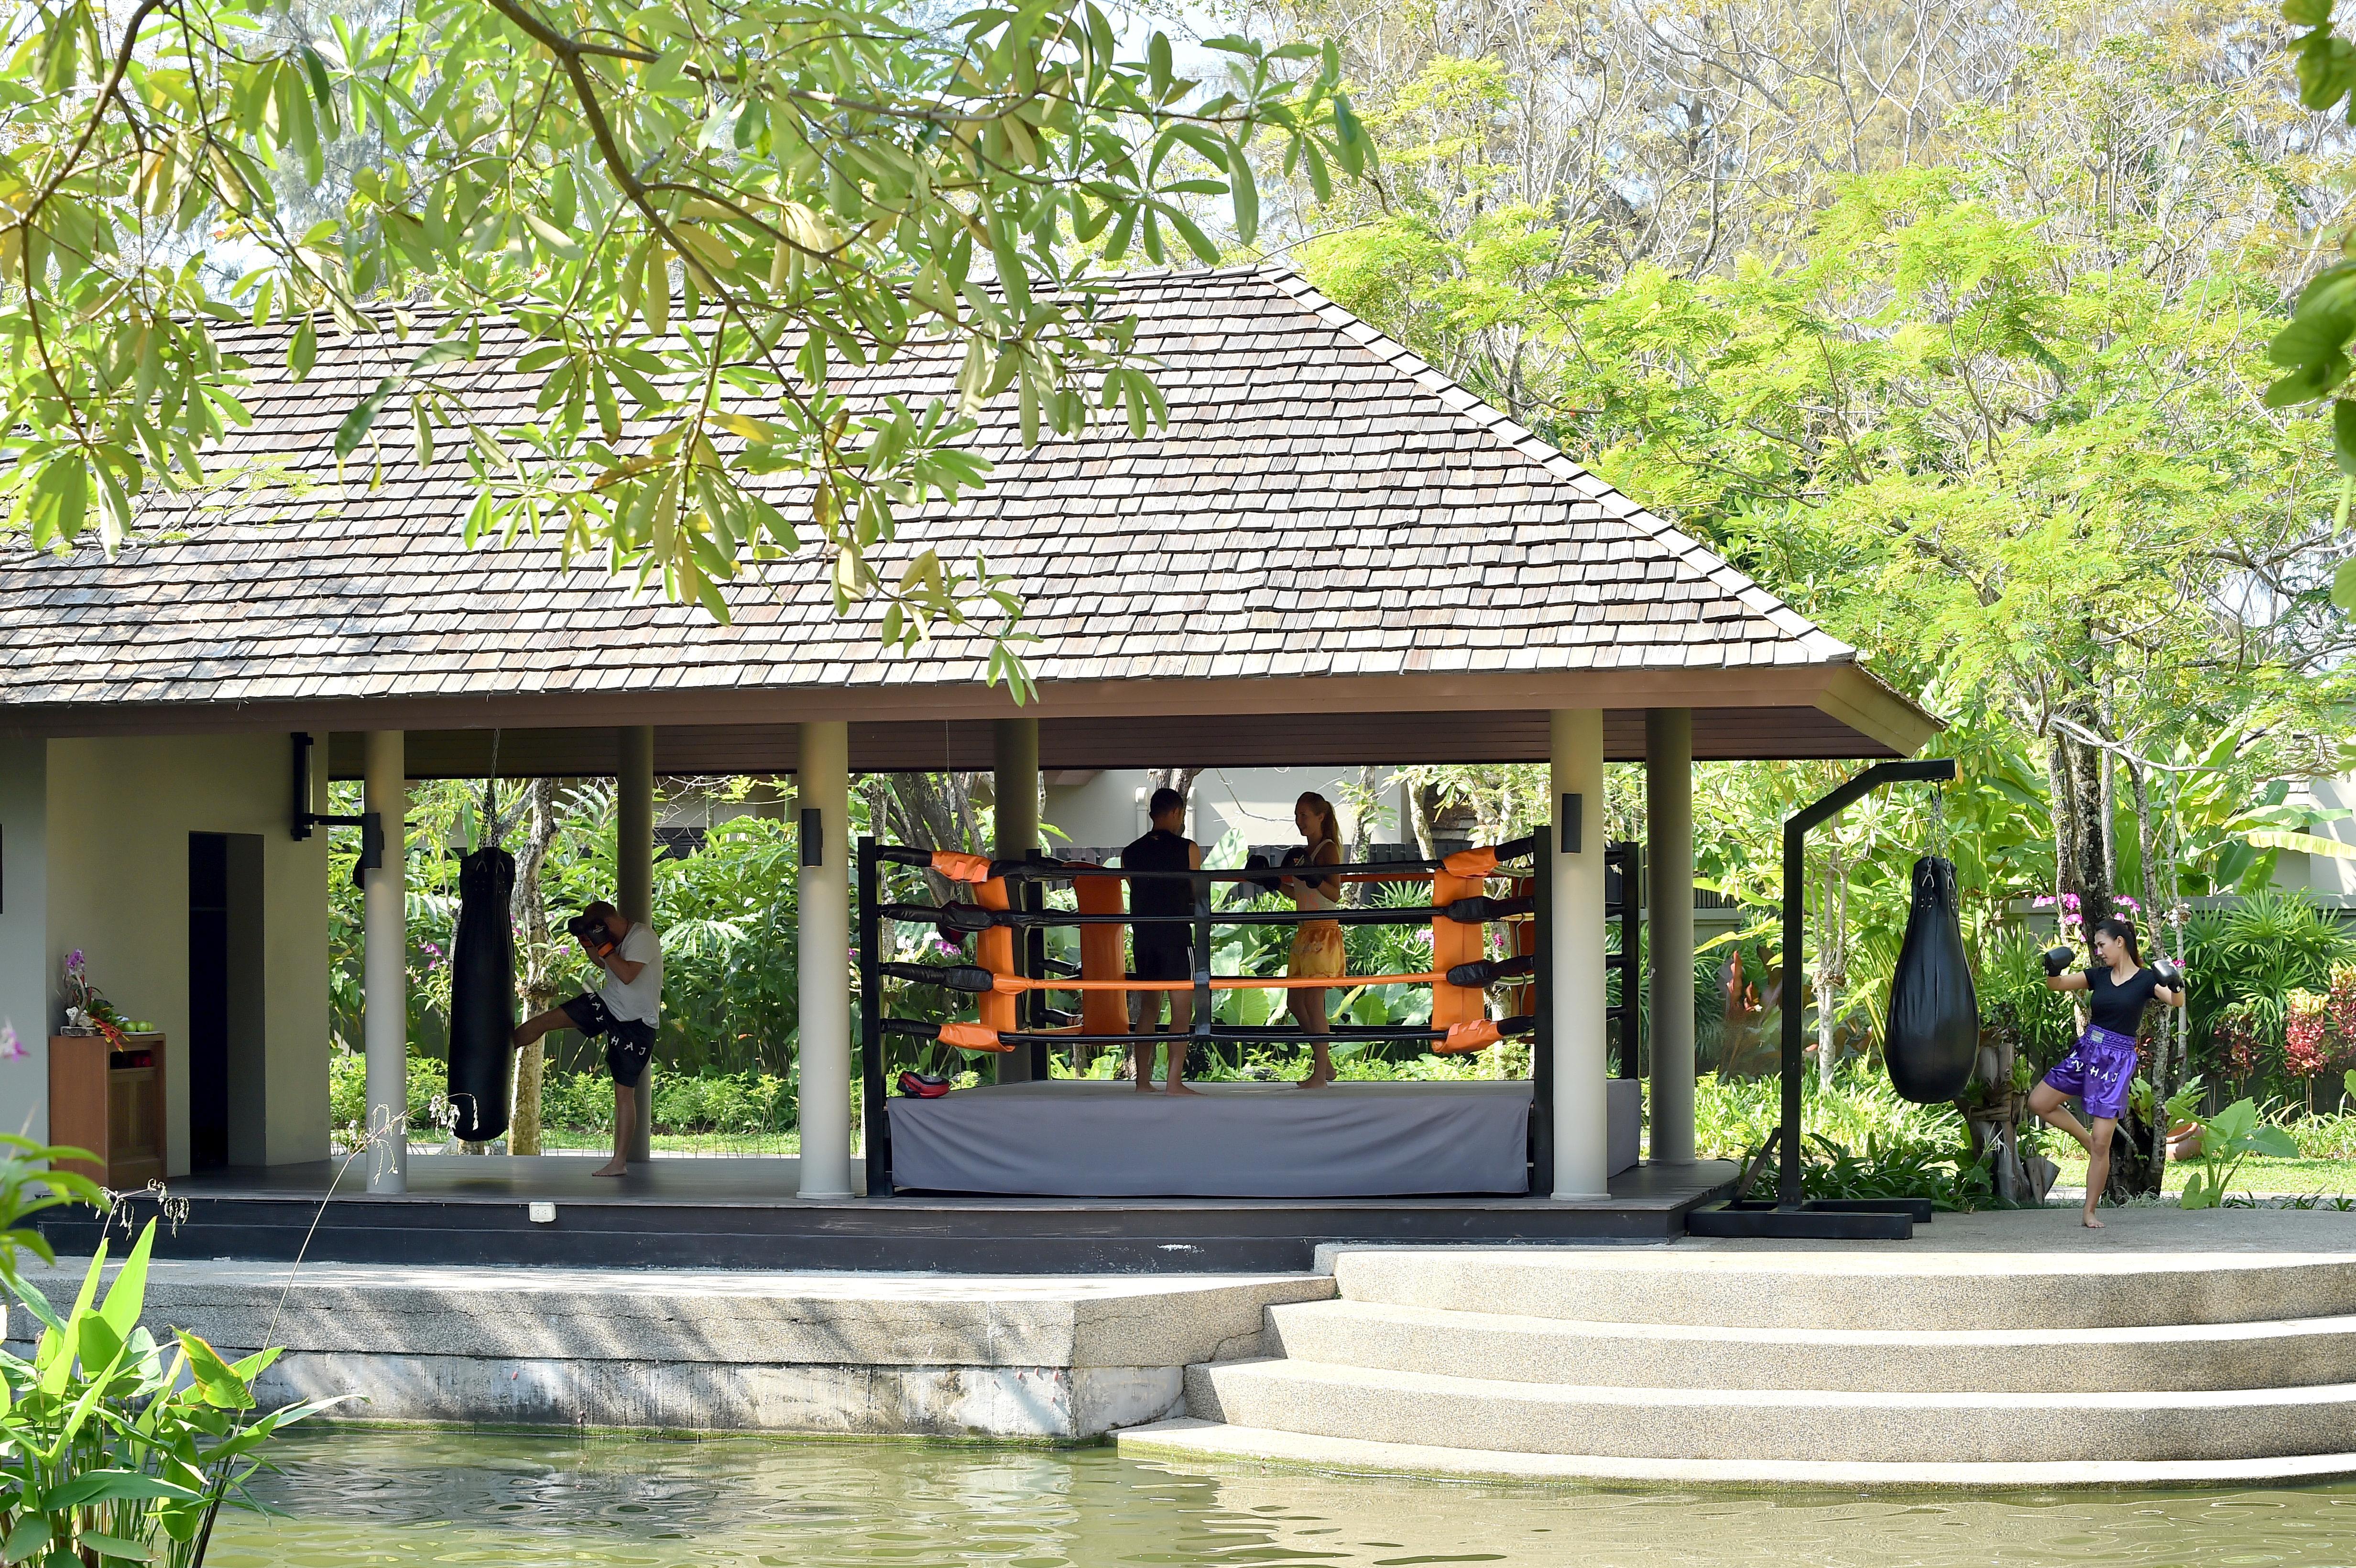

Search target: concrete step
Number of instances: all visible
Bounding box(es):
[1184,1357,2356,1464]
[1330,1246,2356,1330]
[1116,1416,2356,1490]
[1264,1297,2356,1393]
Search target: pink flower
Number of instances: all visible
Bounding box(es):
[0,1023,24,1062]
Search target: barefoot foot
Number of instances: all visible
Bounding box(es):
[2083,1211,2105,1229]
[1165,1082,1200,1096]
[591,1161,629,1177]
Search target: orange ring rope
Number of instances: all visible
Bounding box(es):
[915,1018,1523,1057]
[977,971,1468,993]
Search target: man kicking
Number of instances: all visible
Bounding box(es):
[513,900,663,1175]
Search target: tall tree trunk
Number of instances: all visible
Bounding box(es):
[1407,782,1443,859]
[2049,730,2074,936]
[508,777,559,1157]
[1146,767,1204,819]
[2054,717,2112,943]
[886,773,985,903]
[1352,764,1380,860]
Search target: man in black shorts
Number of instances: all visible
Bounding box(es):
[1121,788,1200,1094]
[512,900,663,1175]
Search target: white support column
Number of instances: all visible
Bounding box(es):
[992,718,1039,1083]
[1647,708,1696,1165]
[1550,708,1608,1199]
[618,726,655,1164]
[795,720,852,1199]
[362,730,407,1194]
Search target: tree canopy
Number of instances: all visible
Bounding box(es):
[0,0,1366,684]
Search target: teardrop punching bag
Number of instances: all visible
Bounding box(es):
[1884,854,1979,1103]
[446,845,517,1142]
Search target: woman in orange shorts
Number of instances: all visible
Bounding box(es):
[1281,791,1347,1088]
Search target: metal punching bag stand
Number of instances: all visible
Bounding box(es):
[1685,757,1958,1241]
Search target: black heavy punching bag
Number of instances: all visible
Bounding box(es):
[1884,855,1979,1103]
[446,845,517,1143]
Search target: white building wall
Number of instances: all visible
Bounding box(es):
[1044,767,1413,858]
[0,742,49,1141]
[43,736,332,1172]
[2278,776,2356,901]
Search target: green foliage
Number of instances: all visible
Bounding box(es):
[0,0,1366,680]
[330,779,819,1078]
[333,1049,794,1142]
[1976,929,2083,1074]
[2177,1097,2303,1209]
[328,1051,450,1143]
[2182,889,2353,1082]
[1697,1067,1994,1209]
[1796,1132,1996,1213]
[0,1220,338,1567]
[0,1129,327,1568]
[1694,1063,1969,1162]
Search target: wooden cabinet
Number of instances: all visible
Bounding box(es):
[49,1034,165,1189]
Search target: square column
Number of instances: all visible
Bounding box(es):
[618,726,655,1163]
[796,721,853,1198]
[992,718,1040,1084]
[1647,709,1696,1164]
[362,731,407,1194]
[1549,708,1608,1199]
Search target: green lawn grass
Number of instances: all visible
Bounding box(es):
[539,1130,800,1156]
[2048,1151,2356,1196]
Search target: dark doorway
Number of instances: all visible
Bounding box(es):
[188,833,265,1170]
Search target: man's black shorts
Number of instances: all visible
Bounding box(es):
[560,993,656,1088]
[1133,936,1191,984]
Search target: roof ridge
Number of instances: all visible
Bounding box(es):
[1245,264,1857,665]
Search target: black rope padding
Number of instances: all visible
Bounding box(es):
[1446,954,1537,988]
[888,953,1536,996]
[880,961,996,994]
[875,893,1535,932]
[875,837,1536,882]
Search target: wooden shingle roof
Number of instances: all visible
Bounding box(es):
[0,264,1934,766]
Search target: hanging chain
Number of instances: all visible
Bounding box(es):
[476,729,504,849]
[1929,785,1949,863]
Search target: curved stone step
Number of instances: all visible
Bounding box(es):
[1185,1358,2356,1464]
[1331,1247,2356,1330]
[1116,1416,2356,1490]
[1264,1297,2356,1393]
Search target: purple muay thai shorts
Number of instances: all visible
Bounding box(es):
[2041,1024,2139,1121]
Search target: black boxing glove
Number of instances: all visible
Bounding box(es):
[2041,947,2074,978]
[2152,958,2186,991]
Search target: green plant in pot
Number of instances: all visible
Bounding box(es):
[2174,1091,2301,1210]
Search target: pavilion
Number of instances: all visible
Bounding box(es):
[0,263,1935,1257]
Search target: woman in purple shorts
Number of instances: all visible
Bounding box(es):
[2030,914,2185,1229]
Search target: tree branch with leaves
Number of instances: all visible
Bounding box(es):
[0,0,1370,691]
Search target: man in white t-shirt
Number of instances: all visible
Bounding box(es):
[511,901,663,1176]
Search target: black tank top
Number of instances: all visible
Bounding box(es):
[1122,829,1194,920]
[2085,966,2161,1037]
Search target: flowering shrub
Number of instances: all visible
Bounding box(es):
[2286,989,2336,1079]
[2212,1001,2269,1079]
[2331,961,2356,1049]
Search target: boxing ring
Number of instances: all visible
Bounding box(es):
[857,837,1636,1199]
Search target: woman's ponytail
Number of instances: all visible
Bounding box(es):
[2092,914,2142,967]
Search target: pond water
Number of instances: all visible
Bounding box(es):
[207,1429,2356,1568]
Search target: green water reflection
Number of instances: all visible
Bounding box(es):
[206,1429,2356,1568]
